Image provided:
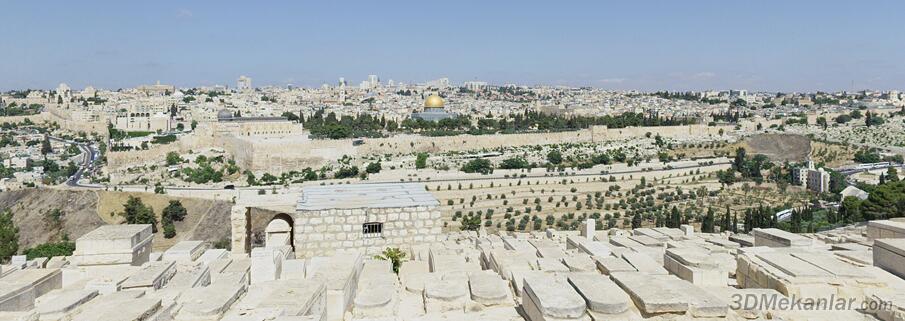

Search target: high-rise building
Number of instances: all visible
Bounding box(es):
[729,89,748,97]
[424,77,450,89]
[368,74,379,88]
[237,76,252,91]
[464,81,488,91]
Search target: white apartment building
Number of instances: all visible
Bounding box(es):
[806,167,831,193]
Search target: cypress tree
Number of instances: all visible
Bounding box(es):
[702,207,715,233]
[731,214,739,233]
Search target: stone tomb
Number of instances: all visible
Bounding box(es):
[163,240,208,263]
[0,269,63,312]
[663,247,727,287]
[305,251,364,321]
[226,279,327,320]
[566,273,631,317]
[620,252,668,275]
[867,220,905,240]
[71,224,153,266]
[521,274,589,321]
[468,271,512,307]
[69,289,162,321]
[33,289,98,321]
[736,246,885,304]
[753,228,813,248]
[120,260,177,290]
[594,256,637,275]
[611,272,728,317]
[729,234,755,247]
[874,238,905,279]
[250,245,293,284]
[423,276,470,313]
[175,282,248,320]
[351,260,397,319]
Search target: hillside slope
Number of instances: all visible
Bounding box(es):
[0,189,233,252]
[0,189,105,249]
[743,133,811,162]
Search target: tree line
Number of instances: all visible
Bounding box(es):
[294,110,696,139]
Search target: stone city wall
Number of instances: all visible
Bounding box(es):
[357,124,734,157]
[225,136,354,173]
[106,131,215,171]
[107,143,185,170]
[357,130,594,155]
[291,206,442,258]
[44,106,108,136]
[739,117,783,131]
[0,112,48,125]
[107,124,738,174]
[590,124,734,141]
[0,110,106,136]
[224,124,740,174]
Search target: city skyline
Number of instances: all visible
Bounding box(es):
[1,1,904,92]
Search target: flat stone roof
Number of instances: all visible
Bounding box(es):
[77,224,151,240]
[296,183,438,211]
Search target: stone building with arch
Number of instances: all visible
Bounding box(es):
[231,183,441,258]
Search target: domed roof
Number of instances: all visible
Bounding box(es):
[424,95,444,108]
[217,109,234,120]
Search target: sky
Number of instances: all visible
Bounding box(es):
[1,1,904,92]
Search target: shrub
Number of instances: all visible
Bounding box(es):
[374,247,407,274]
[163,219,176,239]
[162,200,187,222]
[119,196,157,232]
[366,162,382,174]
[0,210,19,262]
[461,159,493,174]
[23,241,75,260]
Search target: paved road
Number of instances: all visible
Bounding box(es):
[47,136,99,187]
[835,164,904,176]
[835,163,905,186]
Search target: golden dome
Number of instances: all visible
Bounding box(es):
[424,95,445,108]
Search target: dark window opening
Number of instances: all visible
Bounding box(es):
[363,222,383,237]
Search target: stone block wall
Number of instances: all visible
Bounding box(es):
[591,124,735,141]
[292,206,441,258]
[867,220,905,240]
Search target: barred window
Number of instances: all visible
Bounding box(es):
[362,222,383,237]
